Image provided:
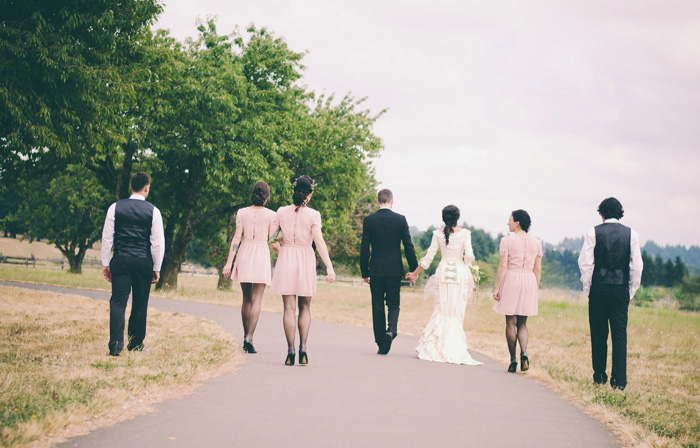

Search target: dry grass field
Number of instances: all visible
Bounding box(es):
[0,285,239,448]
[0,237,101,260]
[1,258,699,447]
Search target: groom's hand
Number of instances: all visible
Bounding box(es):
[152,271,160,284]
[102,266,111,282]
[363,277,370,284]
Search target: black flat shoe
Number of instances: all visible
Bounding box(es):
[520,355,529,371]
[299,347,308,365]
[285,349,295,366]
[507,360,518,373]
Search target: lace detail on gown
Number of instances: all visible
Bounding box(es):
[416,229,482,366]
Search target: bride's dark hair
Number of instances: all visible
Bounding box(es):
[442,205,460,246]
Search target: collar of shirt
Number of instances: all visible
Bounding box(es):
[603,218,620,224]
[130,194,146,201]
[379,205,392,210]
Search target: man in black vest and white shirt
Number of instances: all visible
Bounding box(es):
[101,172,165,356]
[578,197,643,390]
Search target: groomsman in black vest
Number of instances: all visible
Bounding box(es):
[360,189,418,354]
[578,197,643,390]
[101,172,165,356]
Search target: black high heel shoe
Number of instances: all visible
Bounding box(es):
[507,360,518,373]
[243,341,257,354]
[299,346,308,365]
[520,354,529,371]
[285,349,295,366]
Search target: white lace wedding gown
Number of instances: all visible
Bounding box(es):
[416,229,482,365]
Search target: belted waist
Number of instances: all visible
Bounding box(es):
[242,240,268,244]
[506,268,532,273]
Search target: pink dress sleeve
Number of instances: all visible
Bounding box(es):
[311,210,322,228]
[499,237,508,257]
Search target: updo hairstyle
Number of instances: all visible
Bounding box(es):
[251,181,270,206]
[292,176,314,211]
[442,205,460,246]
[511,209,532,233]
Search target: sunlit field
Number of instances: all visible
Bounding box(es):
[1,262,698,447]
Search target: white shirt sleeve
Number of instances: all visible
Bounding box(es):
[100,203,116,267]
[578,227,596,295]
[151,207,166,271]
[629,229,643,299]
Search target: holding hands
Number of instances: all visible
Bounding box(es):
[406,266,422,284]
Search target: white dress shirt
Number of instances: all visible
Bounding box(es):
[578,218,643,299]
[101,194,166,271]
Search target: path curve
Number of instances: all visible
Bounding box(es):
[1,281,620,448]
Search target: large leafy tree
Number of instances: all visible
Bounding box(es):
[13,166,111,273]
[0,0,163,161]
[147,22,384,289]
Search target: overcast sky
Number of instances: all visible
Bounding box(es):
[155,0,700,247]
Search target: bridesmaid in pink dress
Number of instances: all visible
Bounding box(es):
[492,209,542,373]
[223,181,278,354]
[270,176,336,366]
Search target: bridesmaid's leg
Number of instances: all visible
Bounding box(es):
[282,295,297,350]
[246,283,265,341]
[505,315,518,361]
[240,283,253,339]
[516,315,528,355]
[297,296,312,350]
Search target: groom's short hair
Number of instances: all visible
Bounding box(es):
[598,197,624,220]
[377,189,393,204]
[130,172,151,193]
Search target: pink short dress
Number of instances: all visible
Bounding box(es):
[271,205,322,297]
[231,206,276,285]
[492,234,543,316]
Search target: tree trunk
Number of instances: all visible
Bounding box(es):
[117,142,136,199]
[63,252,82,274]
[217,213,236,290]
[157,209,194,291]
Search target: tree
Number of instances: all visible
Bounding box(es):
[0,188,25,238]
[416,226,436,251]
[673,256,687,286]
[0,0,162,160]
[641,251,654,286]
[13,166,111,273]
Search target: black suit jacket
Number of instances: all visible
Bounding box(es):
[360,208,418,278]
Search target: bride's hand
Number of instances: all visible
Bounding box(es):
[493,290,500,301]
[222,263,232,278]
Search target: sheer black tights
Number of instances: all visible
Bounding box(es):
[240,283,266,342]
[505,315,528,361]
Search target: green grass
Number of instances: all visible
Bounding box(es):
[1,264,699,446]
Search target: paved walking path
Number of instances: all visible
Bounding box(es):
[2,281,620,448]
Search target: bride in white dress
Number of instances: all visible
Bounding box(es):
[407,205,482,365]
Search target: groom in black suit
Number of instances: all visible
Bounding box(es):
[361,189,418,354]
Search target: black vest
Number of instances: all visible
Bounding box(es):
[592,222,631,286]
[113,198,154,259]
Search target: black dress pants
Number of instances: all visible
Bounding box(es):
[109,256,153,354]
[370,276,402,344]
[588,284,630,387]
